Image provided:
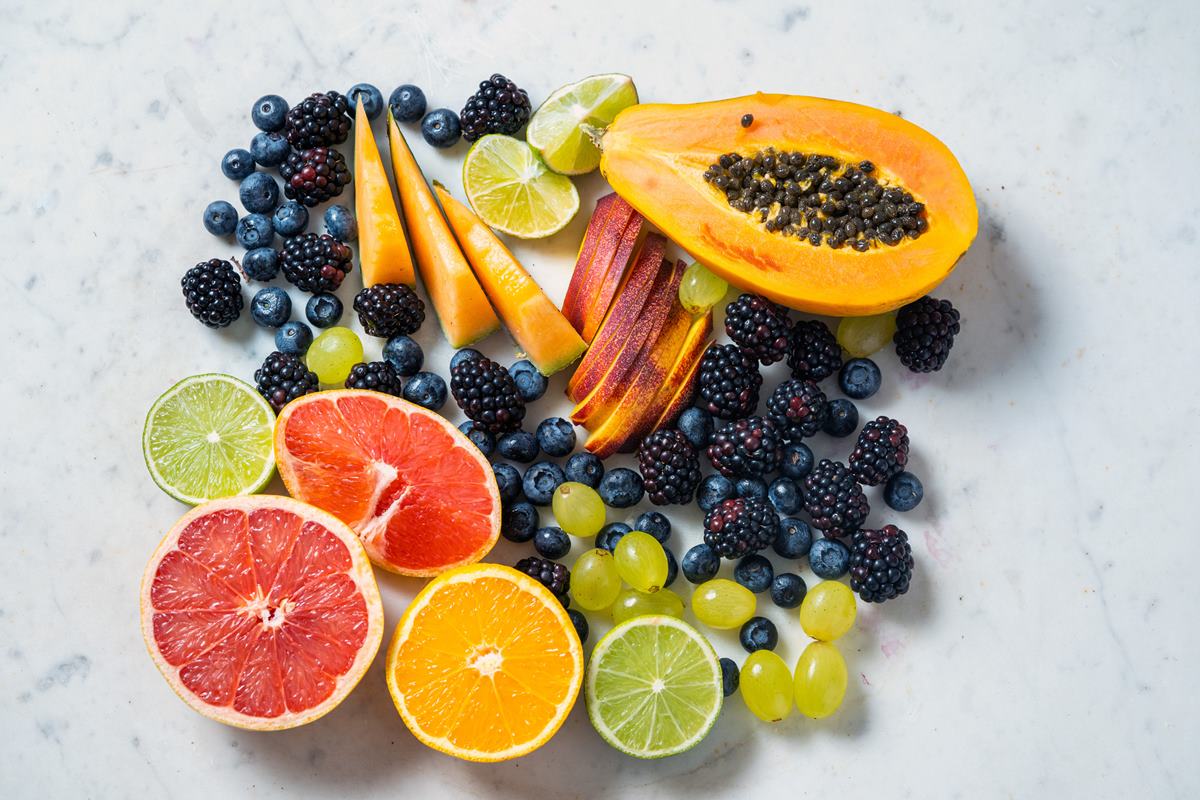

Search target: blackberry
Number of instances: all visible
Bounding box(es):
[344,361,403,396]
[353,283,425,338]
[515,556,570,603]
[279,147,351,207]
[802,460,870,538]
[284,91,352,150]
[894,296,961,372]
[695,344,762,420]
[450,355,525,433]
[706,416,783,479]
[637,429,702,505]
[724,293,791,364]
[787,319,842,382]
[459,74,532,142]
[702,497,779,559]
[766,379,828,441]
[181,259,242,328]
[848,525,914,603]
[280,233,353,293]
[254,351,319,411]
[849,416,910,486]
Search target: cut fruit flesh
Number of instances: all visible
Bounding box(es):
[461,134,580,239]
[562,194,641,342]
[526,73,639,175]
[637,314,714,441]
[355,102,415,287]
[562,193,617,332]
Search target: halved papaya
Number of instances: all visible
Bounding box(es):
[598,94,977,315]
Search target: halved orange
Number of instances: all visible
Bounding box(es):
[140,495,384,730]
[386,563,584,762]
[275,390,501,575]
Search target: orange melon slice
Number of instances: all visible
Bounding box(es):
[354,102,414,286]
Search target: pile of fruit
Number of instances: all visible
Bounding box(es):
[141,72,973,762]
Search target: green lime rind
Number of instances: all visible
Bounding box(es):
[585,615,723,759]
[143,374,276,506]
[462,134,580,239]
[526,74,639,176]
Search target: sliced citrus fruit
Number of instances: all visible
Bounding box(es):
[386,563,583,762]
[143,374,276,505]
[527,74,639,175]
[274,390,500,575]
[586,615,723,759]
[462,134,579,239]
[140,495,383,730]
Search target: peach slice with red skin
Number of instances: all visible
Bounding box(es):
[632,317,712,444]
[579,211,643,342]
[562,194,639,341]
[562,194,617,331]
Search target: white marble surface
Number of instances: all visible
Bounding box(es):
[2,0,1198,796]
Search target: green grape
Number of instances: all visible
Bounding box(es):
[571,548,621,611]
[691,578,756,630]
[740,650,793,722]
[794,641,847,719]
[306,326,363,385]
[552,482,606,537]
[836,312,897,358]
[799,580,856,641]
[678,261,729,315]
[611,587,684,623]
[613,531,668,593]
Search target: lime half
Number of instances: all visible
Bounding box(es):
[586,615,723,759]
[526,74,638,175]
[462,134,579,239]
[143,374,276,505]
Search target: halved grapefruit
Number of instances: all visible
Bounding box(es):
[140,495,383,731]
[274,390,501,575]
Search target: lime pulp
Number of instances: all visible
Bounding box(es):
[526,73,639,175]
[462,135,579,239]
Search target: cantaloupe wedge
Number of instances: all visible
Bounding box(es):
[434,182,587,376]
[355,103,415,286]
[386,112,499,348]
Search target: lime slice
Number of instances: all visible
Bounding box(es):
[526,74,639,175]
[462,134,579,239]
[585,615,723,759]
[143,374,276,505]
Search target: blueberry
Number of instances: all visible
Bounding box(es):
[492,463,523,503]
[383,335,423,376]
[840,357,882,399]
[402,372,447,411]
[347,83,384,120]
[596,523,631,553]
[663,546,678,588]
[809,538,850,579]
[250,287,291,328]
[501,501,539,543]
[250,131,290,167]
[239,173,279,214]
[770,572,807,609]
[884,470,924,512]
[497,430,539,463]
[458,421,495,457]
[567,608,589,644]
[509,359,548,402]
[735,477,767,501]
[241,247,279,281]
[305,293,343,328]
[633,511,670,544]
[421,108,461,148]
[251,94,288,132]
[523,461,566,505]
[739,616,778,653]
[773,518,813,560]
[236,213,274,249]
[697,474,735,513]
[564,452,603,488]
[822,398,859,438]
[779,442,815,479]
[682,543,720,584]
[450,348,483,371]
[536,417,576,457]
[734,554,773,593]
[534,526,571,560]
[719,657,740,696]
[389,84,427,123]
[767,477,801,515]
[275,320,313,355]
[221,148,255,180]
[323,205,358,242]
[203,200,238,236]
[272,201,308,237]
[599,468,644,509]
[677,407,714,448]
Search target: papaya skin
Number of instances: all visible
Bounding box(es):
[599,94,978,316]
